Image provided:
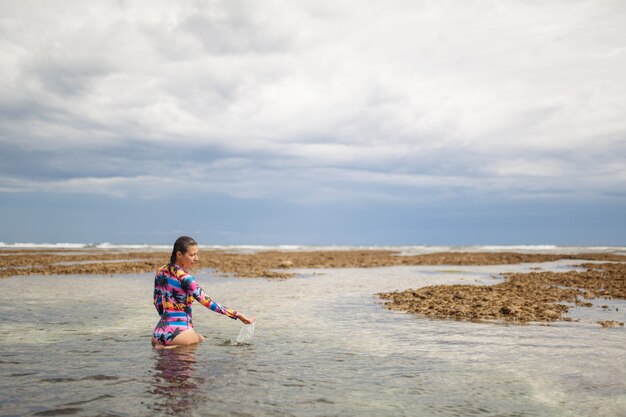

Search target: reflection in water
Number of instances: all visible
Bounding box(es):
[149,346,204,415]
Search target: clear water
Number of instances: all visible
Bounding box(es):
[1,260,625,416]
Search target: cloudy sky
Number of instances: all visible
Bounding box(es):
[1,0,625,245]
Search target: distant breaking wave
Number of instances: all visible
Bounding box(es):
[0,242,625,255]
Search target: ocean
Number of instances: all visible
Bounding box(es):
[0,246,625,416]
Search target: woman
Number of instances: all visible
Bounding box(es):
[152,236,255,348]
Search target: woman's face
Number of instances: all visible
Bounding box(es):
[176,245,199,270]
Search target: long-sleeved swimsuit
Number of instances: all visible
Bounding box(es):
[153,264,238,346]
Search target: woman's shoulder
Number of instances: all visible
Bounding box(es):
[168,264,193,281]
[155,264,190,278]
[179,272,195,283]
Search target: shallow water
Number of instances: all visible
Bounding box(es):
[1,260,625,416]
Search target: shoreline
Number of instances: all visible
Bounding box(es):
[2,248,625,326]
[1,248,625,279]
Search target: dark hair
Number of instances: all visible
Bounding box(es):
[169,236,198,265]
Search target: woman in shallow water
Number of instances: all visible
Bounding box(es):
[152,236,255,348]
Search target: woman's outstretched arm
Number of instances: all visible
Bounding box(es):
[183,275,255,323]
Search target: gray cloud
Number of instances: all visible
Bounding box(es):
[0,0,625,203]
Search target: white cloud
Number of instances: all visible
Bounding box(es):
[0,0,625,202]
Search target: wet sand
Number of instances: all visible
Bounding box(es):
[2,248,625,325]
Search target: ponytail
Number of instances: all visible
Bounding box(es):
[169,236,198,265]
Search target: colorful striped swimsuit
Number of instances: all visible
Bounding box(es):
[152,264,239,346]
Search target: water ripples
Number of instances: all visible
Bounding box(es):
[1,263,625,416]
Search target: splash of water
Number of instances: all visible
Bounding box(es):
[231,322,255,345]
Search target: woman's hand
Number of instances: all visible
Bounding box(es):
[237,312,256,324]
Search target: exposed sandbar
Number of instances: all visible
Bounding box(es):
[3,248,625,326]
[378,262,626,325]
[1,249,625,279]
